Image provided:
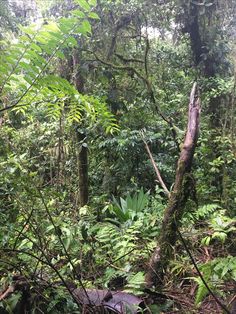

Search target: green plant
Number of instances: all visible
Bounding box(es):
[170,256,193,278]
[193,256,236,305]
[124,271,145,295]
[201,210,236,245]
[109,188,150,225]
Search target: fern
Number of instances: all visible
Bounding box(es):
[103,267,128,288]
[183,203,221,226]
[201,210,236,245]
[193,263,213,305]
[193,256,236,305]
[195,204,220,219]
[212,256,236,280]
[124,271,145,295]
[0,0,97,113]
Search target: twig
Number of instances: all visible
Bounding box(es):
[0,285,15,301]
[0,30,41,93]
[115,53,144,64]
[143,18,150,78]
[0,97,62,114]
[0,259,23,275]
[105,248,136,268]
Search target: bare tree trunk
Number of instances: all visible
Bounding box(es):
[145,82,201,288]
[76,130,88,206]
[72,50,89,206]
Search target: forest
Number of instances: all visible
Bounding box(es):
[0,0,235,313]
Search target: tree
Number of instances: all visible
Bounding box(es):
[0,0,19,35]
[146,82,201,287]
[0,0,118,204]
[180,0,236,199]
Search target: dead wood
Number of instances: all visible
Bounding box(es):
[145,82,201,288]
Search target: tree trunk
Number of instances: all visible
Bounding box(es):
[76,130,89,206]
[145,82,201,288]
[72,50,89,206]
[186,2,227,197]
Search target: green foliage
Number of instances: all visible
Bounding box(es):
[0,293,22,314]
[194,256,236,305]
[124,271,145,295]
[184,204,236,246]
[193,203,221,220]
[0,0,236,312]
[46,287,81,314]
[201,209,236,245]
[89,204,158,288]
[110,188,150,224]
[170,255,193,278]
[0,1,16,35]
[0,0,95,118]
[202,77,234,103]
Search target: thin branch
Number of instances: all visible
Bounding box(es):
[0,285,15,301]
[143,19,150,78]
[0,103,24,113]
[0,259,23,275]
[115,53,144,64]
[13,207,35,250]
[0,96,61,114]
[92,50,150,84]
[105,248,136,267]
[141,132,170,197]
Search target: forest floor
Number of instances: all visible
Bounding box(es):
[161,282,235,313]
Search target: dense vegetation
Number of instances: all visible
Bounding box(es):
[0,0,235,313]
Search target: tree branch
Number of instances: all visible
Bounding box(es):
[141,132,170,197]
[90,50,180,151]
[114,53,144,64]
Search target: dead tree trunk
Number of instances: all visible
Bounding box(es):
[145,82,201,288]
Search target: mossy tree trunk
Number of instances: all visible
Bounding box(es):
[185,1,230,197]
[145,82,201,288]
